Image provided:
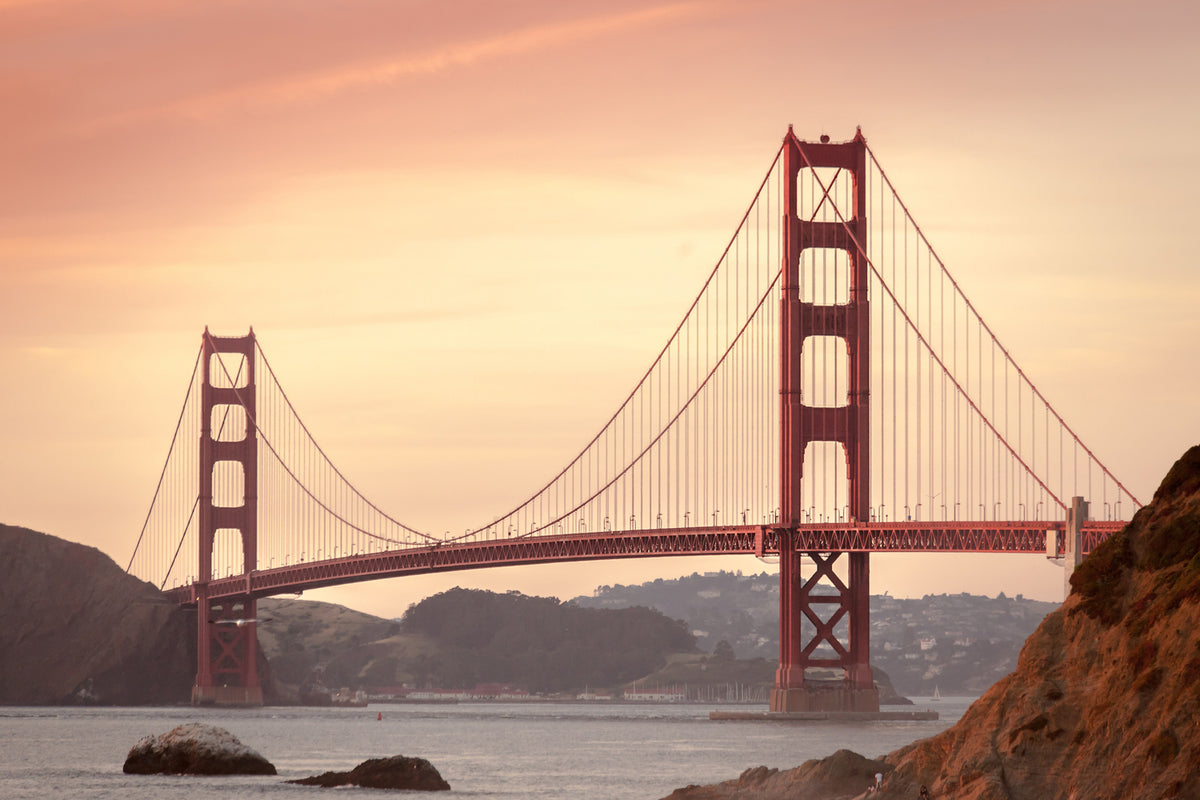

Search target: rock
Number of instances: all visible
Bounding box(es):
[660,444,1200,800]
[663,750,888,800]
[123,723,276,775]
[287,755,450,790]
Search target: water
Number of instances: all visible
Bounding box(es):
[0,698,973,799]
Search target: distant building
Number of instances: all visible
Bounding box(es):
[624,686,685,702]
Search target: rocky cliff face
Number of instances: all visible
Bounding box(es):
[0,523,196,704]
[664,445,1200,800]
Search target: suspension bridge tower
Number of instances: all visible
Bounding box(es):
[773,128,877,712]
[193,329,263,706]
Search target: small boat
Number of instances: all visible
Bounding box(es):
[932,686,942,701]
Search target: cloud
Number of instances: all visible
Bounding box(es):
[89,2,718,130]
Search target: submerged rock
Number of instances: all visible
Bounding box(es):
[123,722,276,775]
[287,755,450,790]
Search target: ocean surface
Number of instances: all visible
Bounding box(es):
[0,697,974,800]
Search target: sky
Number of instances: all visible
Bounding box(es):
[2,0,1198,619]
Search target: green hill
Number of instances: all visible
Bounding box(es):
[259,588,697,695]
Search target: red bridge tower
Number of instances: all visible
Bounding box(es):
[773,128,877,712]
[193,329,263,706]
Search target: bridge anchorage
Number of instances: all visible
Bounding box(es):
[127,128,1139,709]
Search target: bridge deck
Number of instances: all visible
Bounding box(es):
[165,520,1124,605]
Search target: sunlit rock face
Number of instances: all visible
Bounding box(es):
[123,723,277,775]
[663,445,1200,800]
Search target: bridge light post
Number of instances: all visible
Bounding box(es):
[656,512,662,528]
[1036,501,1043,521]
[914,504,921,521]
[712,509,720,525]
[630,515,636,529]
[879,504,886,522]
[578,517,586,533]
[604,516,611,532]
[994,502,1001,521]
[683,511,690,527]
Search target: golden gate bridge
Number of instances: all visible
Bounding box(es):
[125,128,1138,709]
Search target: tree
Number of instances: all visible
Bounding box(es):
[712,640,736,662]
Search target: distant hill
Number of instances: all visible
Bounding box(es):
[0,523,195,704]
[260,588,698,695]
[573,571,1059,695]
[257,596,401,690]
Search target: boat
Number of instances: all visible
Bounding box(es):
[932,686,941,701]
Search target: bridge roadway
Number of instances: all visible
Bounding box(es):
[165,520,1124,606]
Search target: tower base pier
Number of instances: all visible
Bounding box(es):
[770,683,879,713]
[191,685,264,707]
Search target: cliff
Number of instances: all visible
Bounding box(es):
[663,445,1200,800]
[0,523,196,704]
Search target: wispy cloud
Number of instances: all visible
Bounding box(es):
[96,2,716,129]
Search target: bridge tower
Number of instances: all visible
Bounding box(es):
[772,128,878,712]
[193,328,263,706]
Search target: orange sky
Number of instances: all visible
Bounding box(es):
[2,0,1198,616]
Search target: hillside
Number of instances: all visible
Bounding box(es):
[259,588,699,695]
[0,523,196,704]
[663,444,1200,800]
[257,596,401,690]
[575,572,1058,694]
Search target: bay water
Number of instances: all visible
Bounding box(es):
[0,697,972,799]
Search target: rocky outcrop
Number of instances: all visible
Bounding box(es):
[0,524,283,705]
[287,755,450,790]
[123,723,277,775]
[0,524,196,704]
[662,444,1200,800]
[664,750,888,800]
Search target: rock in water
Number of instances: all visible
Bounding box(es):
[123,723,276,775]
[287,755,450,790]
